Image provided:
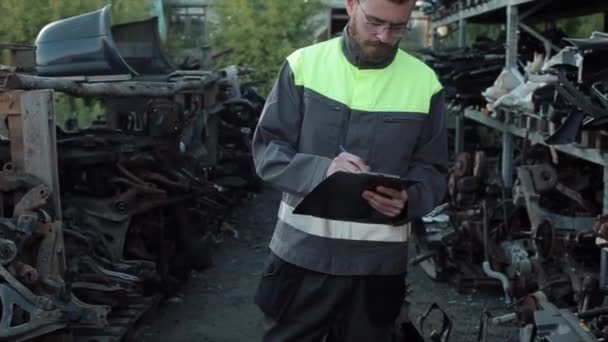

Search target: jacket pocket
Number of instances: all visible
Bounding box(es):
[372,113,426,173]
[254,254,304,320]
[299,92,346,157]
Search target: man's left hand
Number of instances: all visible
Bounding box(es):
[362,186,408,218]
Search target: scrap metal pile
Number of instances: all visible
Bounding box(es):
[415,0,479,16]
[416,0,608,18]
[427,27,608,146]
[413,16,608,340]
[417,28,570,111]
[417,38,506,109]
[0,6,264,342]
[413,150,608,341]
[483,32,608,145]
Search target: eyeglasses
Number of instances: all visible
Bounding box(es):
[356,0,409,37]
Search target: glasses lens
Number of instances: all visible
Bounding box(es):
[359,5,406,36]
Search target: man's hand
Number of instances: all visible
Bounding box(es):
[326,152,370,176]
[362,186,408,218]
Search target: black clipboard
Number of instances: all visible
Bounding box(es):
[292,171,417,224]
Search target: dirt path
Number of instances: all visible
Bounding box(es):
[139,189,279,342]
[140,188,517,342]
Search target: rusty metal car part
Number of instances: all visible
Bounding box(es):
[144,99,184,138]
[416,149,605,340]
[35,221,66,294]
[518,292,598,342]
[514,165,596,237]
[593,214,608,241]
[411,205,455,282]
[454,152,473,179]
[0,263,110,340]
[0,4,267,340]
[480,200,512,304]
[476,310,492,342]
[0,283,67,342]
[13,184,49,216]
[0,238,17,265]
[418,302,452,342]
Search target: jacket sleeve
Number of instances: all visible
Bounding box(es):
[399,89,448,222]
[252,62,332,196]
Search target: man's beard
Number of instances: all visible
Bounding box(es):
[350,22,397,64]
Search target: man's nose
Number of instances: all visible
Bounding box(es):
[375,27,392,43]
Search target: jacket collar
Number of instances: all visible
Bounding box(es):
[341,24,399,70]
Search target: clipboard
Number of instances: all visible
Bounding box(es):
[292,171,417,224]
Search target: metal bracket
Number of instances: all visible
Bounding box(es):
[0,284,66,342]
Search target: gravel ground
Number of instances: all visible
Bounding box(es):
[140,188,519,342]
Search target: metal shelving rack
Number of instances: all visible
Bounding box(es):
[464,110,608,167]
[431,0,608,288]
[435,0,541,188]
[432,0,536,27]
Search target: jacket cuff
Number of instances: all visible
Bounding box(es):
[391,184,421,226]
[307,156,332,192]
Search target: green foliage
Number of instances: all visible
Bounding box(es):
[439,13,604,49]
[554,13,604,38]
[211,0,326,95]
[0,0,151,46]
[54,94,105,128]
[466,23,501,44]
[0,0,151,127]
[163,6,205,66]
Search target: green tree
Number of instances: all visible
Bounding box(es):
[0,0,150,46]
[0,0,152,127]
[555,13,604,38]
[211,0,326,95]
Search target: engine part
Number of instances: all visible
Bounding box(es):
[418,302,452,342]
[500,241,532,278]
[0,238,17,265]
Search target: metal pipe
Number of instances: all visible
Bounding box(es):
[483,200,489,261]
[491,312,516,325]
[482,262,511,305]
[576,306,608,319]
[482,200,512,304]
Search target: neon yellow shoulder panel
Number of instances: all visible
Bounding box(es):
[287,37,442,113]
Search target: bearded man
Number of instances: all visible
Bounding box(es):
[251,0,447,340]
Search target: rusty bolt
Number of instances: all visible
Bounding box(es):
[595,221,608,240]
[14,262,39,284]
[0,239,17,265]
[115,202,127,212]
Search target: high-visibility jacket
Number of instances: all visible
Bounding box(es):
[252,30,447,275]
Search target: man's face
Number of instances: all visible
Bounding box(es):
[346,0,415,63]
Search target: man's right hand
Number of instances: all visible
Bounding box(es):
[326,152,370,176]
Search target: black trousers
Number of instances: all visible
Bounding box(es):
[254,253,406,342]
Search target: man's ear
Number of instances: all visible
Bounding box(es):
[345,0,356,17]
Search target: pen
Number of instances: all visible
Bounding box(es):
[339,145,347,154]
